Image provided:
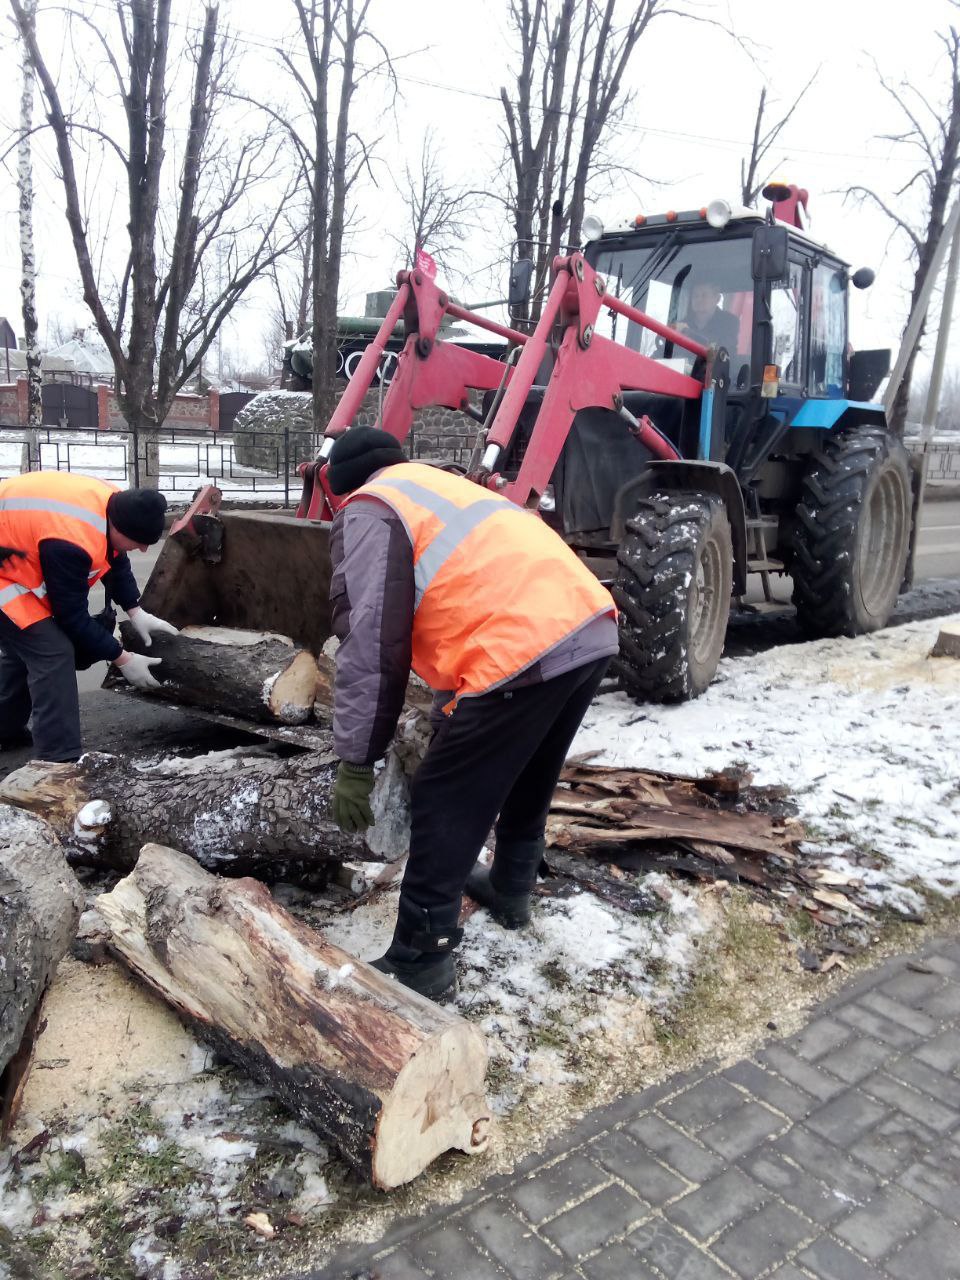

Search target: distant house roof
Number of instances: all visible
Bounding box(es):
[46,338,114,375]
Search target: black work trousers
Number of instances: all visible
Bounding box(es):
[0,612,82,761]
[403,656,610,909]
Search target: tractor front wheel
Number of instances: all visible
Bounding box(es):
[790,427,911,636]
[612,492,733,703]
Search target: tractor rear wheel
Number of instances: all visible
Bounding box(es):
[790,427,911,636]
[612,492,733,703]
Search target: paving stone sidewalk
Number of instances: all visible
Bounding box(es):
[301,937,960,1280]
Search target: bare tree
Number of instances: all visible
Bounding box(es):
[390,131,478,279]
[499,0,669,326]
[265,0,395,429]
[10,0,295,484]
[739,73,818,208]
[15,0,41,469]
[848,12,960,435]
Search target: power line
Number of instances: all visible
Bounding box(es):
[40,0,920,169]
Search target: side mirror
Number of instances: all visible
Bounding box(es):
[752,224,789,283]
[508,258,534,308]
[851,267,875,290]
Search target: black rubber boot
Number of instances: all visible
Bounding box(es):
[465,837,546,929]
[371,895,463,1001]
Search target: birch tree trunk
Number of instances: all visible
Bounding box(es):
[17,0,41,470]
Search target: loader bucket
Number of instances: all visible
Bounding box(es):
[139,510,335,654]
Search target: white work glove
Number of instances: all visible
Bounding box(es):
[114,650,163,691]
[126,605,178,648]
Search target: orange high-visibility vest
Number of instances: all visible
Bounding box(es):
[0,471,117,629]
[343,463,615,703]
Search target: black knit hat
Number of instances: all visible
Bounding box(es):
[327,426,406,496]
[107,488,168,545]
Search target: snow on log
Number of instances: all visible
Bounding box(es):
[96,844,490,1188]
[0,804,84,1133]
[119,623,324,724]
[0,746,411,875]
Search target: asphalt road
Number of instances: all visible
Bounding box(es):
[1,496,958,779]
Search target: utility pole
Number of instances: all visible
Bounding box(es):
[885,198,960,421]
[921,212,960,443]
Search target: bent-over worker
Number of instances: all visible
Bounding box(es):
[326,427,619,1000]
[0,471,177,762]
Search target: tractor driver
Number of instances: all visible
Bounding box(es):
[325,426,619,1001]
[676,279,739,353]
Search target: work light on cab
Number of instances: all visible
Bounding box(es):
[705,198,732,229]
[581,213,604,242]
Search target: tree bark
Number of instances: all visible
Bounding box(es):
[96,844,490,1188]
[16,0,41,449]
[0,804,84,1134]
[0,747,411,876]
[119,623,325,725]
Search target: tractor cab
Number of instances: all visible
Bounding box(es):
[584,202,862,413]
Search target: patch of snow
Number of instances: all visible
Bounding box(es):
[574,615,960,910]
[74,799,111,833]
[132,745,275,775]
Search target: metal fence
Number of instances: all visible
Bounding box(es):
[914,440,960,484]
[0,424,315,504]
[0,420,480,504]
[3,423,958,503]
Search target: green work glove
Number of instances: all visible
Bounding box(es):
[332,761,375,833]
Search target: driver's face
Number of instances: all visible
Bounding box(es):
[691,284,721,318]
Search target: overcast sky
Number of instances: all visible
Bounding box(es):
[0,0,956,381]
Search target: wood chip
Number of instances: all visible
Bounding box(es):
[244,1212,275,1240]
[811,889,869,919]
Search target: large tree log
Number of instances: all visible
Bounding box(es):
[120,623,327,724]
[97,844,490,1188]
[0,804,84,1135]
[0,746,410,876]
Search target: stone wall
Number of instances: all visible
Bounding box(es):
[232,387,480,472]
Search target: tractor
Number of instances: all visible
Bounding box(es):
[295,180,915,703]
[142,182,917,713]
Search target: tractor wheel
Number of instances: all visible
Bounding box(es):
[612,492,733,703]
[790,427,911,636]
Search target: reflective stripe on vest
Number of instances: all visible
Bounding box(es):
[367,475,506,610]
[345,463,616,703]
[0,496,107,534]
[0,473,114,629]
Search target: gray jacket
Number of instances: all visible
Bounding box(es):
[329,488,618,764]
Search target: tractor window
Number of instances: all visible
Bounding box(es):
[592,235,753,384]
[810,264,846,396]
[770,260,806,387]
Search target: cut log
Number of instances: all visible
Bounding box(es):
[97,844,490,1188]
[931,622,960,659]
[0,746,411,875]
[119,622,324,724]
[0,804,84,1135]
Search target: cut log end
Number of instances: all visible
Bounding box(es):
[375,1020,490,1188]
[931,623,960,659]
[263,650,322,724]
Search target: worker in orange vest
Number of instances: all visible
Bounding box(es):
[0,471,177,762]
[326,427,618,1000]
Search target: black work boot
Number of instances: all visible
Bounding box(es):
[371,895,463,1001]
[465,837,546,929]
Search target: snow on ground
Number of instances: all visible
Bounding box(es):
[2,614,958,1275]
[575,613,960,912]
